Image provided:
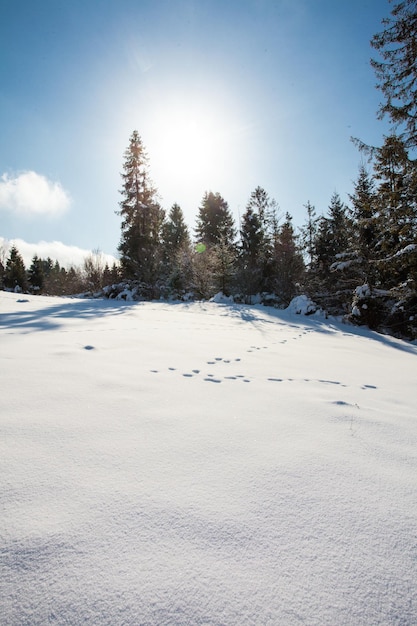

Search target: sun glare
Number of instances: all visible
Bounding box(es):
[143,93,245,207]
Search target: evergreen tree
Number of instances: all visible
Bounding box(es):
[44,260,64,295]
[66,266,83,295]
[373,135,417,255]
[245,186,271,233]
[371,0,417,147]
[28,255,45,293]
[327,192,353,259]
[161,203,192,295]
[162,203,191,253]
[41,257,54,278]
[308,193,354,312]
[269,212,304,305]
[0,241,7,288]
[4,246,27,292]
[350,166,378,258]
[102,262,120,287]
[0,258,4,290]
[191,247,218,300]
[299,201,318,270]
[346,165,379,285]
[194,192,237,296]
[313,193,351,273]
[237,187,278,298]
[369,134,417,299]
[238,204,266,297]
[211,235,237,296]
[195,191,236,247]
[117,131,165,291]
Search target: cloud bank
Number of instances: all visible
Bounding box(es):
[0,171,71,217]
[0,237,118,269]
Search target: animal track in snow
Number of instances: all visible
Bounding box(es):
[151,366,377,394]
[207,357,242,365]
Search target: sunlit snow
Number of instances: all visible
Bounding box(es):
[1,291,416,625]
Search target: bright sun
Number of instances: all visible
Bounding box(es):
[146,98,239,197]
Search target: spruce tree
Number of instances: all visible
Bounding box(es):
[370,134,417,305]
[194,191,237,297]
[313,193,351,274]
[300,201,318,270]
[309,193,354,312]
[238,205,266,297]
[371,0,417,147]
[373,135,417,259]
[237,187,276,298]
[345,165,379,287]
[162,203,191,254]
[117,131,165,291]
[195,191,236,247]
[28,255,45,293]
[4,246,27,292]
[246,186,271,233]
[270,212,304,305]
[161,203,192,295]
[211,236,237,296]
[350,167,377,257]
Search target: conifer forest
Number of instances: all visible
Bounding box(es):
[1,0,417,340]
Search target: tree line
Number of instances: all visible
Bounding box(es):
[0,246,120,296]
[1,0,417,339]
[112,126,417,339]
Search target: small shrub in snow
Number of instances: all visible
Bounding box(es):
[349,284,393,331]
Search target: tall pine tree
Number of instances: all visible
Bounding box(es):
[117,131,165,291]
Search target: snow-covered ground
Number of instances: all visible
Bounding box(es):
[1,290,416,626]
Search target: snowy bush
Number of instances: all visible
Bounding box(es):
[286,295,318,315]
[210,291,235,304]
[354,284,372,299]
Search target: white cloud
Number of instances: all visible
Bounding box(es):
[0,237,118,269]
[0,171,71,217]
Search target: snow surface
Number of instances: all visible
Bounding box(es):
[1,291,417,626]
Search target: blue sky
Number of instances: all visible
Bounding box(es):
[0,0,392,265]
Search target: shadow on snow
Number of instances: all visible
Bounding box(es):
[1,293,416,356]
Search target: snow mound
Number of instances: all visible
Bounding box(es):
[286,294,318,315]
[209,291,234,304]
